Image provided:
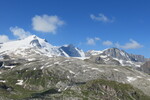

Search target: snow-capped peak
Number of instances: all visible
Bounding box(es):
[0,35,85,57]
[0,35,52,51]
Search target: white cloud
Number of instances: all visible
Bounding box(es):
[95,37,100,40]
[0,35,9,43]
[115,39,143,49]
[32,15,64,34]
[90,13,114,23]
[10,26,31,39]
[87,38,95,45]
[103,40,113,46]
[86,37,100,45]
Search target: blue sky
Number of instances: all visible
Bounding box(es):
[0,0,150,57]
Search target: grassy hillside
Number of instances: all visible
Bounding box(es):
[0,69,149,100]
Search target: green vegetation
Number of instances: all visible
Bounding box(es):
[59,79,150,100]
[0,68,149,100]
[79,79,150,100]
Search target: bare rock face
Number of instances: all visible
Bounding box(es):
[86,48,146,67]
[30,38,42,48]
[86,55,105,64]
[140,61,150,74]
[87,55,121,66]
[0,61,3,67]
[102,48,146,62]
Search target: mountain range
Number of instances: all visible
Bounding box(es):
[0,35,150,100]
[0,35,148,67]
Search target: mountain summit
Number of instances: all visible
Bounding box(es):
[86,48,146,67]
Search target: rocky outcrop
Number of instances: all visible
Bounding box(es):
[140,61,150,74]
[30,38,42,48]
[87,55,121,66]
[129,54,145,62]
[102,48,146,62]
[86,48,146,67]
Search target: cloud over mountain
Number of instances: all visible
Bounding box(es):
[86,37,100,45]
[32,15,65,34]
[10,26,31,39]
[103,40,113,46]
[115,39,143,49]
[0,35,9,43]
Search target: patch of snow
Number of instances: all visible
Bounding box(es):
[14,49,27,56]
[68,62,71,64]
[64,86,69,90]
[67,76,70,79]
[126,61,141,67]
[4,65,15,69]
[58,89,61,92]
[46,64,53,68]
[59,48,69,57]
[40,66,44,69]
[62,60,70,63]
[54,62,60,64]
[16,80,23,85]
[0,80,6,83]
[104,58,110,62]
[90,67,104,72]
[74,57,90,60]
[113,57,141,67]
[120,51,126,57]
[137,76,142,78]
[127,77,137,82]
[44,62,50,65]
[28,58,36,61]
[75,47,85,57]
[113,58,125,66]
[69,70,75,74]
[135,64,141,67]
[100,55,107,58]
[88,50,103,55]
[33,68,36,70]
[113,69,119,71]
[83,69,89,72]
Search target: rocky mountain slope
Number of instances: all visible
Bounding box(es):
[86,48,147,67]
[138,61,150,74]
[0,54,150,99]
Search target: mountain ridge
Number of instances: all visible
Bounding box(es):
[0,35,149,68]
